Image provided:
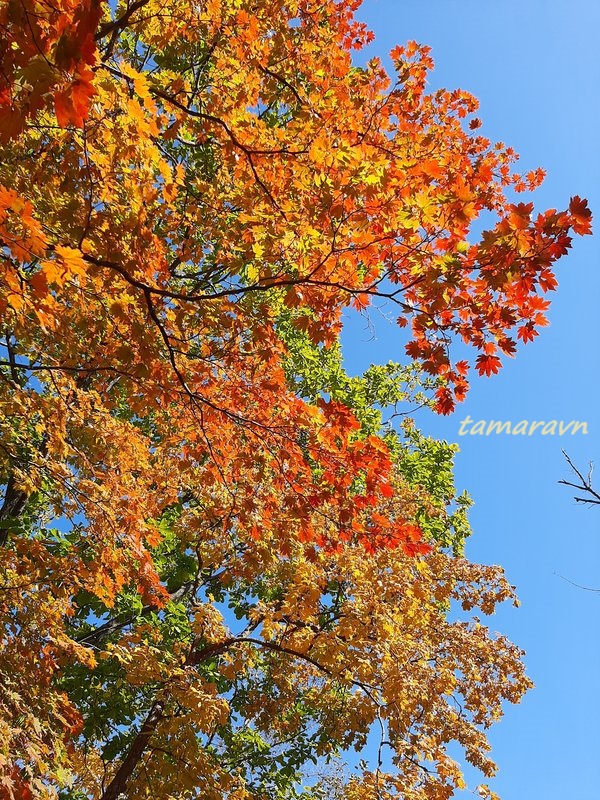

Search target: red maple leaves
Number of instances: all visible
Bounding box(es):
[0,0,103,139]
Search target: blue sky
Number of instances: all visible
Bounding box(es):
[341,2,600,797]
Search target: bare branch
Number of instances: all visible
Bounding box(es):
[559,451,600,506]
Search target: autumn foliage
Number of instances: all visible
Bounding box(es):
[0,0,590,798]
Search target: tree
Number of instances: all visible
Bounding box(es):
[0,0,590,798]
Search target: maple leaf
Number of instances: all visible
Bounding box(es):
[497,337,516,356]
[54,71,96,128]
[475,354,502,376]
[517,323,538,343]
[569,195,592,235]
[435,386,456,415]
[70,70,97,119]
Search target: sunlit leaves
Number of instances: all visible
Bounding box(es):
[0,0,103,139]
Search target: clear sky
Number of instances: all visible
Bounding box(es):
[341,2,600,798]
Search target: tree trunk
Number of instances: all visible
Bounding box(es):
[100,699,164,800]
[0,473,28,546]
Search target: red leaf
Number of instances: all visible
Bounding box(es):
[54,90,73,128]
[497,337,516,357]
[569,195,592,235]
[475,354,502,377]
[434,386,455,415]
[517,324,538,343]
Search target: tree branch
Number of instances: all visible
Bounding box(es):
[559,451,600,506]
[95,0,151,41]
[100,697,165,800]
[74,582,194,647]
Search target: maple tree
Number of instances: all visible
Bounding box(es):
[0,0,591,797]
